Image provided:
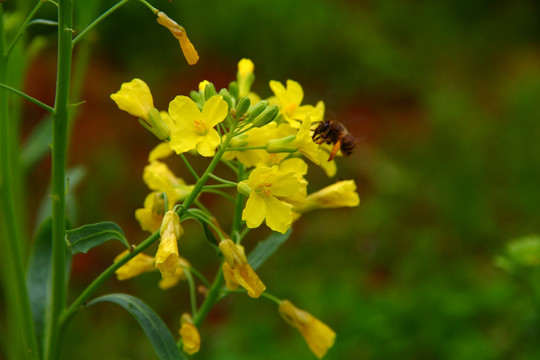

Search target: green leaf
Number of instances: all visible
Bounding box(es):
[25,218,53,351]
[88,294,185,360]
[20,115,51,172]
[65,221,129,254]
[248,228,292,270]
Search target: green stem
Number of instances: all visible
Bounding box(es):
[204,184,236,189]
[184,270,197,317]
[62,118,240,325]
[208,173,237,186]
[225,146,267,151]
[0,6,40,358]
[137,0,158,14]
[181,265,210,288]
[201,189,235,203]
[0,82,54,112]
[180,153,199,180]
[72,0,131,46]
[5,0,44,58]
[44,1,73,359]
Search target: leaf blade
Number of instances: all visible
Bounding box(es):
[88,294,184,360]
[65,221,129,254]
[248,228,292,270]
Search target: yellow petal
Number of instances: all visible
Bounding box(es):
[201,95,228,128]
[242,192,266,229]
[179,314,201,354]
[158,257,190,289]
[296,180,360,213]
[170,129,203,154]
[196,129,221,157]
[148,142,174,162]
[168,95,201,131]
[155,211,183,278]
[233,263,266,298]
[263,195,293,234]
[114,250,155,281]
[110,79,154,121]
[238,58,254,77]
[222,262,240,290]
[279,300,336,359]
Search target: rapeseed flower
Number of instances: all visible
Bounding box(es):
[142,161,194,206]
[156,12,199,65]
[156,211,183,278]
[269,80,324,128]
[279,300,336,359]
[135,192,168,233]
[114,250,155,281]
[179,313,201,354]
[158,257,191,290]
[219,239,266,298]
[238,165,303,233]
[168,95,228,157]
[295,180,360,213]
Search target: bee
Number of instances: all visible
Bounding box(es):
[312,119,355,161]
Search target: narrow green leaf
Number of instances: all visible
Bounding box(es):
[88,294,185,360]
[65,221,129,254]
[25,218,53,351]
[248,228,292,270]
[20,115,52,172]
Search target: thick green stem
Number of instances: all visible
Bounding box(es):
[43,1,73,359]
[0,6,39,360]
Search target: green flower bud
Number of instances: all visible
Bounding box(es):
[266,135,297,153]
[148,108,170,140]
[204,82,217,100]
[252,105,278,128]
[219,88,235,110]
[228,81,239,101]
[237,181,252,196]
[235,97,251,119]
[190,90,204,109]
[244,100,268,123]
[229,134,249,148]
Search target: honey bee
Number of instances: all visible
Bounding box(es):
[312,119,355,161]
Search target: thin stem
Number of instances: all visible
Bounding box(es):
[201,189,235,203]
[72,0,131,46]
[208,173,237,186]
[137,0,158,13]
[204,184,236,189]
[225,146,266,151]
[0,83,54,112]
[184,270,197,317]
[180,153,199,180]
[192,267,224,327]
[61,232,160,324]
[0,6,40,358]
[193,199,210,214]
[223,289,282,304]
[44,0,73,358]
[221,159,238,173]
[181,265,210,288]
[232,165,245,243]
[238,226,250,242]
[5,0,44,58]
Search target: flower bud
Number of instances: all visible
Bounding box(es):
[252,105,278,128]
[244,100,268,123]
[294,180,360,213]
[235,97,251,119]
[266,135,297,153]
[228,81,239,100]
[148,108,170,140]
[229,134,249,148]
[237,59,255,98]
[203,82,217,100]
[156,211,183,278]
[219,88,234,110]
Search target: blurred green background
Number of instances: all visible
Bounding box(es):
[12,0,540,359]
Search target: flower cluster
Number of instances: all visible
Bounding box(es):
[110,59,360,358]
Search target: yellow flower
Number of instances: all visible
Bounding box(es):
[158,257,191,289]
[155,211,183,278]
[219,239,266,298]
[269,80,324,128]
[179,313,201,354]
[156,12,199,65]
[294,180,360,213]
[168,95,228,157]
[279,300,336,359]
[135,192,168,233]
[142,161,194,206]
[317,146,337,178]
[291,116,320,165]
[110,79,154,121]
[198,80,210,92]
[114,250,155,281]
[239,165,303,233]
[148,142,174,162]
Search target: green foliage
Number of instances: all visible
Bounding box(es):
[248,228,292,270]
[65,222,130,255]
[87,294,185,360]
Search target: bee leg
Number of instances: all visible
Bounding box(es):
[328,140,341,161]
